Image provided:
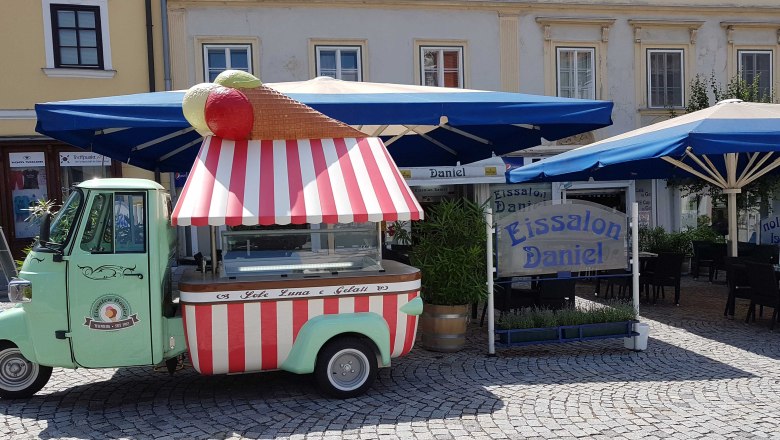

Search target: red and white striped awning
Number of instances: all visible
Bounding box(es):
[172,136,423,226]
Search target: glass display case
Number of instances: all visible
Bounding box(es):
[220,223,382,278]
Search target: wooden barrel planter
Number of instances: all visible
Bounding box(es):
[419,304,469,352]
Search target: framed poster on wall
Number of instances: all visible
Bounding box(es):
[9,152,48,239]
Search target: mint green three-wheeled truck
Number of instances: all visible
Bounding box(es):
[1,178,423,399]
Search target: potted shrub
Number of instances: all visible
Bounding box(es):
[410,198,487,352]
[639,223,723,275]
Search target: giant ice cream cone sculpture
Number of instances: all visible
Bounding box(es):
[182,70,362,140]
[173,70,424,229]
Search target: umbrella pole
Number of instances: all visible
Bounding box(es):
[486,207,495,356]
[725,189,740,257]
[631,202,640,316]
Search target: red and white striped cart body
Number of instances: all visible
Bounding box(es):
[178,261,421,375]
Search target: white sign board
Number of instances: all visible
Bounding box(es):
[399,164,504,186]
[410,185,456,203]
[490,183,552,222]
[59,152,111,167]
[760,215,780,244]
[635,180,653,227]
[496,200,628,276]
[9,152,45,168]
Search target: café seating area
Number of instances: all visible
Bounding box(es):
[480,274,576,325]
[482,243,780,331]
[724,255,780,330]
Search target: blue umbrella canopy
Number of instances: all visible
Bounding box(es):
[35,77,613,172]
[507,99,780,256]
[508,100,780,184]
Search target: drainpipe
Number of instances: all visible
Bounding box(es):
[160,0,172,91]
[145,0,156,91]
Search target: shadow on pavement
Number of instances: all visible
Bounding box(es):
[3,358,503,439]
[584,276,780,361]
[1,276,770,439]
[5,326,758,439]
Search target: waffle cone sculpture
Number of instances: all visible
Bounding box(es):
[182,70,362,140]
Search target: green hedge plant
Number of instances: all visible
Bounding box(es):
[497,301,637,330]
[638,223,723,256]
[410,198,488,306]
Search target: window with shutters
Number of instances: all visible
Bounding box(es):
[420,46,464,88]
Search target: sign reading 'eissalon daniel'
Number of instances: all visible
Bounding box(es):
[496,200,628,276]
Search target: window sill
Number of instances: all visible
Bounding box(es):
[42,68,116,78]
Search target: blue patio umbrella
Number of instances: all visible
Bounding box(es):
[507,99,780,256]
[34,77,613,172]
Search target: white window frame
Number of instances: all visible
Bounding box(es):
[556,47,596,99]
[41,0,113,78]
[647,49,685,109]
[420,46,464,88]
[314,45,363,81]
[738,49,773,96]
[202,44,253,82]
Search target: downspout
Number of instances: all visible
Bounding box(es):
[160,0,172,91]
[145,0,156,92]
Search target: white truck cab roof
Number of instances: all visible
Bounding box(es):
[77,178,165,191]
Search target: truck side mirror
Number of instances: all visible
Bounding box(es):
[39,211,51,244]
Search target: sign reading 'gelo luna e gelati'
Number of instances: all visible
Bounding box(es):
[496,200,628,276]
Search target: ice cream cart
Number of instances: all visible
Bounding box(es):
[0,71,424,399]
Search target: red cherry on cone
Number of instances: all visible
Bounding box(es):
[204,86,254,140]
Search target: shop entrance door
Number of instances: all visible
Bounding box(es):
[555,181,635,213]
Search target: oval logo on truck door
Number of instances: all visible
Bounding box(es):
[84,294,139,331]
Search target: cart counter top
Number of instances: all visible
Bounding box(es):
[178,260,421,304]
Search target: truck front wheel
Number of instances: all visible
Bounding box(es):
[0,344,52,399]
[315,337,377,399]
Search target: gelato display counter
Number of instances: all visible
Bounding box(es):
[219,223,382,278]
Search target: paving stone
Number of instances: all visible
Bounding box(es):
[1,278,779,439]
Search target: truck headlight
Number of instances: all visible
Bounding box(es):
[8,278,32,303]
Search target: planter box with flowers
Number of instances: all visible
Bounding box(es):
[496,302,639,347]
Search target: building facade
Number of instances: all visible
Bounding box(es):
[162,0,780,240]
[0,0,165,256]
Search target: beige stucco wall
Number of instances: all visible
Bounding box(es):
[0,0,165,137]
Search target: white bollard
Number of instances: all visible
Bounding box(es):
[624,322,650,351]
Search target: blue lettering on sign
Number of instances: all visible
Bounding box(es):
[504,210,622,247]
[763,216,780,232]
[523,242,604,268]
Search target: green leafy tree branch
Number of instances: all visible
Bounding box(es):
[670,72,779,217]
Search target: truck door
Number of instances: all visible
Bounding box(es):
[67,191,153,367]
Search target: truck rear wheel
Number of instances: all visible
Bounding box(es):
[315,337,377,399]
[0,345,52,399]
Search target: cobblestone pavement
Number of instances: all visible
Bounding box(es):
[1,277,779,439]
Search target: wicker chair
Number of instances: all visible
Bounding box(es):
[648,253,684,305]
[744,262,780,330]
[723,257,752,318]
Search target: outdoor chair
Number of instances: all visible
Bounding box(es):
[691,241,714,280]
[536,272,576,310]
[639,256,657,301]
[709,243,728,282]
[480,277,538,326]
[723,257,752,318]
[746,244,778,265]
[647,252,684,305]
[744,262,780,330]
[600,269,632,300]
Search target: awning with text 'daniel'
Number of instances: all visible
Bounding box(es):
[171,136,424,226]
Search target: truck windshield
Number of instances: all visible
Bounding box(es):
[48,190,83,247]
